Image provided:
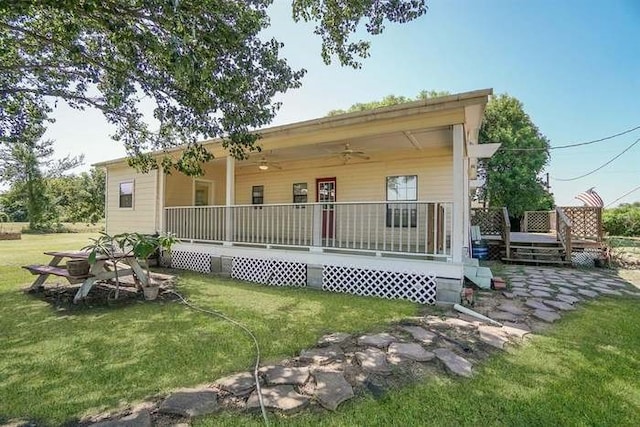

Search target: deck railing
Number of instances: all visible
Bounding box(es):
[556,206,573,255]
[521,210,554,233]
[164,201,453,258]
[502,207,511,258]
[469,207,504,235]
[560,207,603,242]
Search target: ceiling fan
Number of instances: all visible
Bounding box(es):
[252,154,281,171]
[334,143,370,163]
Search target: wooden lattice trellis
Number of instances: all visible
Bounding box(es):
[522,211,552,233]
[561,207,602,241]
[470,208,503,235]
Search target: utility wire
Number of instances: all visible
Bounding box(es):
[552,136,640,182]
[498,124,640,152]
[168,290,270,426]
[605,184,640,207]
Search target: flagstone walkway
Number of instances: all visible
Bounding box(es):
[78,266,639,426]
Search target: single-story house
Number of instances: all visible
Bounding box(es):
[96,89,500,304]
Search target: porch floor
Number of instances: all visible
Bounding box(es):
[484,232,602,249]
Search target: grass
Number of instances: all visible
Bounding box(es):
[0,233,419,425]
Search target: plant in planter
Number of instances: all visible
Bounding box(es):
[83,232,126,300]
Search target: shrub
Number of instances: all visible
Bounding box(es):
[603,203,640,237]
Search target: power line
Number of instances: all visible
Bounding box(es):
[551,136,640,182]
[605,184,640,207]
[498,124,640,152]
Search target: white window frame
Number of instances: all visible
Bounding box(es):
[119,180,134,209]
[193,179,215,206]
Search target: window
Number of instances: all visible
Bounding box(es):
[194,180,212,206]
[119,181,134,208]
[293,183,308,204]
[386,175,417,227]
[252,185,264,205]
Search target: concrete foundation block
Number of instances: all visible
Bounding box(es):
[210,256,222,273]
[436,278,462,304]
[220,256,233,276]
[306,264,324,290]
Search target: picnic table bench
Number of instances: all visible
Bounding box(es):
[22,250,149,303]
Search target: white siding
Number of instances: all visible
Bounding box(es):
[106,165,158,234]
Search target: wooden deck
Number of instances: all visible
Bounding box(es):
[484,232,601,248]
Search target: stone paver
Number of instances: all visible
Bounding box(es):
[215,372,256,396]
[501,322,531,339]
[525,299,553,311]
[530,290,553,298]
[529,285,554,293]
[313,371,354,411]
[487,311,519,322]
[433,348,473,377]
[400,325,436,345]
[556,294,581,304]
[262,366,310,386]
[318,332,351,347]
[543,300,575,311]
[299,346,344,365]
[557,287,575,295]
[159,390,219,417]
[497,302,527,316]
[388,342,435,362]
[596,288,623,296]
[356,348,391,374]
[577,289,598,298]
[512,290,531,297]
[532,309,561,323]
[246,385,309,413]
[90,410,151,427]
[357,333,397,348]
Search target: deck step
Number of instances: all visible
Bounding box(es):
[510,245,563,250]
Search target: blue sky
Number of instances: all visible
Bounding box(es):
[46,0,640,206]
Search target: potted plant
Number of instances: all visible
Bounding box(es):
[120,232,178,300]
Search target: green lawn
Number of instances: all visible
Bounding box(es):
[0,233,419,425]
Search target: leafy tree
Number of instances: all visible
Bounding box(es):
[1,0,427,176]
[327,90,450,115]
[47,168,105,223]
[603,202,640,237]
[478,94,553,218]
[0,117,83,229]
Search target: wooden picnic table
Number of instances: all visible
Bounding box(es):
[23,250,149,303]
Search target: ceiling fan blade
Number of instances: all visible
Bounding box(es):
[270,162,282,170]
[352,152,370,160]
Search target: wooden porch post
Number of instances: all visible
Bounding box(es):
[225,156,235,244]
[452,124,464,263]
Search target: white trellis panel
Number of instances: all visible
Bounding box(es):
[232,257,306,287]
[171,250,211,273]
[322,265,437,304]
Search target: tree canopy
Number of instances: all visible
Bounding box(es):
[327,90,450,115]
[478,94,553,218]
[1,0,427,176]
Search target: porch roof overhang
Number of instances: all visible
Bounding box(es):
[94,88,493,168]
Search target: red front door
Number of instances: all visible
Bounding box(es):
[316,177,336,239]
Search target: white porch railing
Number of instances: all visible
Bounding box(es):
[165,201,452,258]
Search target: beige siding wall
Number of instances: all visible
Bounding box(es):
[234,148,453,204]
[165,161,226,207]
[106,165,158,234]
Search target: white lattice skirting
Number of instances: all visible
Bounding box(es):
[232,257,307,287]
[323,265,437,305]
[171,250,211,273]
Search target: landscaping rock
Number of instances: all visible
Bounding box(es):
[317,332,351,347]
[497,302,527,316]
[388,342,435,362]
[159,390,219,417]
[313,371,354,411]
[576,289,598,298]
[501,291,515,299]
[90,410,151,427]
[246,385,309,413]
[299,346,344,365]
[543,300,576,311]
[215,372,256,396]
[357,333,397,348]
[444,318,477,329]
[532,309,561,323]
[262,366,310,386]
[400,326,436,345]
[433,348,473,377]
[355,348,391,374]
[556,294,580,304]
